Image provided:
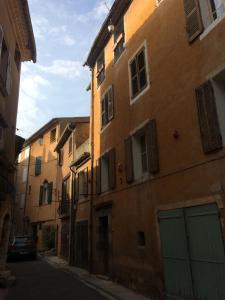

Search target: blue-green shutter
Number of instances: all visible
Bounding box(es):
[35,157,42,176]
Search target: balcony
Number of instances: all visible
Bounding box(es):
[57,200,70,218]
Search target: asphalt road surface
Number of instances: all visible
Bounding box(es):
[3,259,109,300]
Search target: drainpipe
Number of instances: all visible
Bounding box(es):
[69,163,76,265]
[23,146,31,235]
[69,127,76,265]
[89,68,94,274]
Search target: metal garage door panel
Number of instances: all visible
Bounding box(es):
[186,204,225,300]
[159,209,194,300]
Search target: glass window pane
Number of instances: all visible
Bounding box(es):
[130,59,137,77]
[139,69,147,89]
[132,77,139,97]
[137,50,145,70]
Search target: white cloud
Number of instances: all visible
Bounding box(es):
[17,72,50,137]
[37,60,83,79]
[32,15,49,39]
[63,35,76,46]
[21,74,50,99]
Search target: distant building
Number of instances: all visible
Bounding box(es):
[55,120,90,266]
[0,0,35,274]
[85,0,225,298]
[15,117,89,252]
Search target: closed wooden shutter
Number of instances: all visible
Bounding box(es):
[183,0,203,42]
[196,80,222,153]
[35,157,42,176]
[0,25,3,58]
[96,159,101,194]
[108,148,116,189]
[39,185,43,206]
[108,85,114,121]
[47,182,53,204]
[124,136,134,183]
[146,119,159,174]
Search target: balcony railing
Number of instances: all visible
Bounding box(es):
[57,200,70,217]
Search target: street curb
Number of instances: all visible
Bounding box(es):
[41,255,150,300]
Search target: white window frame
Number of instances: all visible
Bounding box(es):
[200,0,225,40]
[156,0,165,6]
[128,41,150,105]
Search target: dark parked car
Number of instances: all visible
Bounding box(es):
[8,236,37,261]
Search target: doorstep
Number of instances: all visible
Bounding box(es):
[41,255,151,300]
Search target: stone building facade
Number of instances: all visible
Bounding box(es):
[0,0,35,274]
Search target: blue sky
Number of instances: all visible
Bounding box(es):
[16,0,113,138]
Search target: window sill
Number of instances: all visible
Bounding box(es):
[101,121,111,134]
[200,13,225,41]
[113,46,126,66]
[134,172,149,184]
[130,84,150,106]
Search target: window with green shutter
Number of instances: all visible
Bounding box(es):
[35,156,42,176]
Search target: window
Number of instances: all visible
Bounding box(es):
[96,148,116,194]
[62,177,70,202]
[124,120,159,183]
[59,149,64,166]
[35,156,42,176]
[14,44,21,72]
[36,137,43,145]
[96,51,105,87]
[101,86,114,129]
[0,26,11,97]
[0,126,4,151]
[129,46,149,101]
[199,0,225,29]
[39,181,53,206]
[156,0,164,5]
[183,0,225,42]
[22,167,28,183]
[68,137,72,156]
[50,128,56,143]
[78,169,88,199]
[132,130,149,179]
[114,17,125,62]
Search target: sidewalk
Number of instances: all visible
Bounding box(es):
[42,255,151,300]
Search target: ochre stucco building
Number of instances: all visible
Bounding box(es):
[84,0,225,299]
[54,119,90,263]
[15,118,88,251]
[0,0,35,275]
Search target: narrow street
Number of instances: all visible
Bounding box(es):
[4,259,109,300]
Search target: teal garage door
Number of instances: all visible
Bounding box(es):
[159,203,225,300]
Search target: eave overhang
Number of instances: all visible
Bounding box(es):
[54,123,76,153]
[7,0,36,63]
[84,0,132,68]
